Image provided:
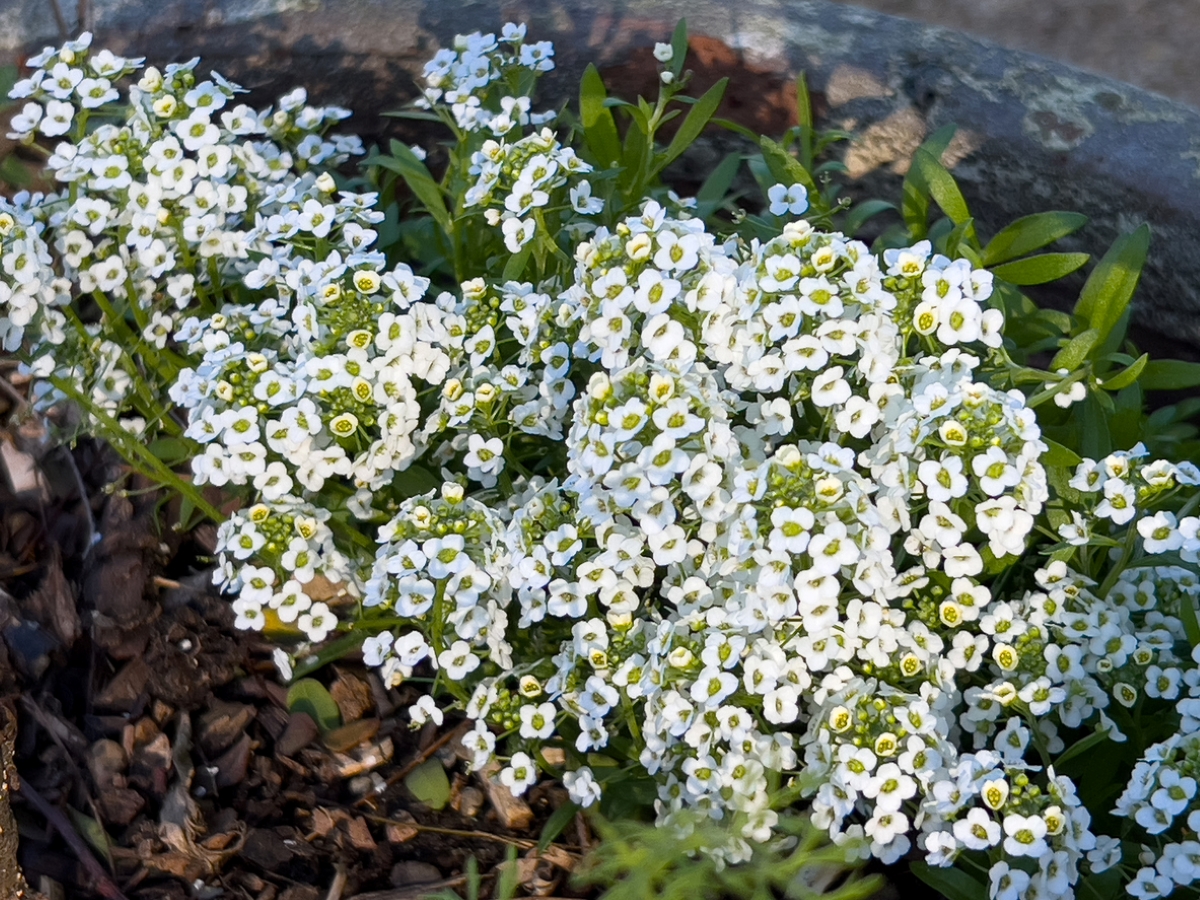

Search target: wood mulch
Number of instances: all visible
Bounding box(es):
[0,374,589,900]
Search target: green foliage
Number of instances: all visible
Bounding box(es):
[574,814,881,900]
[888,121,1198,462]
[404,758,452,811]
[910,861,987,900]
[285,678,342,732]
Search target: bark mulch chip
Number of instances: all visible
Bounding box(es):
[0,429,589,899]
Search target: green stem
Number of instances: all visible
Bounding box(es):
[49,375,223,524]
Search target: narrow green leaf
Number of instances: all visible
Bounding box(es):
[910,147,971,226]
[621,110,650,192]
[1050,328,1100,372]
[405,758,451,811]
[841,199,896,237]
[1080,394,1113,458]
[1055,727,1115,767]
[982,211,1089,266]
[901,173,932,239]
[290,632,367,681]
[759,135,818,194]
[669,19,689,79]
[69,807,114,869]
[655,77,728,173]
[920,123,959,160]
[900,124,957,238]
[538,800,580,852]
[1182,593,1200,649]
[910,861,988,900]
[147,436,194,465]
[580,64,621,169]
[795,72,813,130]
[1098,352,1148,392]
[1140,359,1200,390]
[1043,440,1083,468]
[381,110,445,123]
[286,678,342,733]
[374,144,452,236]
[991,252,1091,285]
[696,152,742,206]
[501,243,532,282]
[393,464,440,498]
[711,117,760,140]
[1073,224,1151,345]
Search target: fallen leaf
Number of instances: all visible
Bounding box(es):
[285,679,341,733]
[404,758,451,811]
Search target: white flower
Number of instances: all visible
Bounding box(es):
[563,766,602,806]
[518,701,558,739]
[989,861,1031,900]
[953,808,1000,850]
[1001,813,1048,857]
[438,640,481,680]
[409,694,444,726]
[1138,511,1183,553]
[653,42,675,63]
[499,752,538,796]
[767,183,809,217]
[298,602,337,642]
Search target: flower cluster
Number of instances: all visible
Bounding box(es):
[3,31,363,439]
[8,27,1200,900]
[418,23,556,135]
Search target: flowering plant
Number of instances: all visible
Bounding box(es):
[5,20,1200,900]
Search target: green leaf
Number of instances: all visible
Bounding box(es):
[286,678,342,733]
[1077,868,1125,900]
[502,243,532,281]
[1073,224,1151,346]
[405,758,451,811]
[655,77,728,174]
[1140,359,1200,391]
[393,465,440,498]
[759,135,818,195]
[1182,592,1200,649]
[1050,328,1100,372]
[1055,727,1115,767]
[981,211,1089,266]
[841,199,896,237]
[1098,352,1148,392]
[919,123,959,161]
[910,861,987,900]
[900,124,957,238]
[374,143,452,237]
[1043,440,1083,468]
[580,64,621,169]
[696,152,742,207]
[147,436,197,466]
[711,117,760,140]
[669,19,689,79]
[381,110,445,123]
[795,72,814,130]
[990,252,1090,285]
[910,147,972,227]
[538,800,580,852]
[69,807,113,869]
[290,631,368,681]
[1080,394,1113,458]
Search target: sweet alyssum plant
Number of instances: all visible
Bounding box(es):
[5,21,1200,900]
